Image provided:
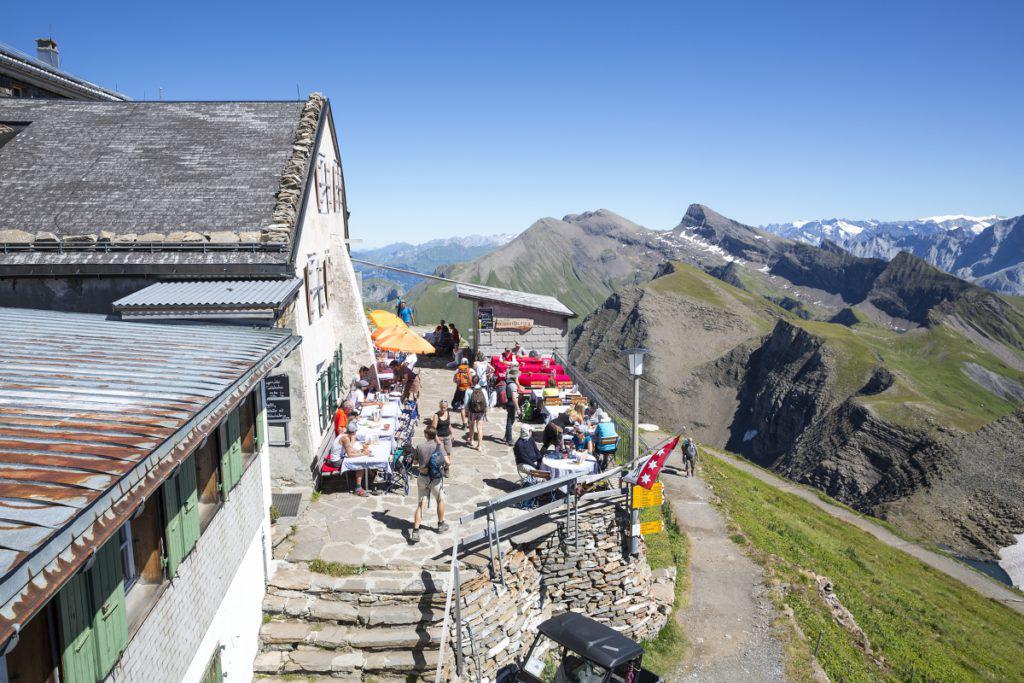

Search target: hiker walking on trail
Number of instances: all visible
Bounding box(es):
[411,426,450,543]
[682,437,699,477]
[466,382,488,451]
[452,360,474,427]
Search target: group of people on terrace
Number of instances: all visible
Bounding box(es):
[322,307,624,543]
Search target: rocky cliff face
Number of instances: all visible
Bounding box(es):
[726,320,838,465]
[569,251,1024,561]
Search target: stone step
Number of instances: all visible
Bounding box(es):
[256,645,440,678]
[260,619,443,651]
[268,562,453,596]
[263,593,448,625]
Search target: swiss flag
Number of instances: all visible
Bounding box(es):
[626,434,681,489]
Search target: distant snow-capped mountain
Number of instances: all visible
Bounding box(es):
[762,215,1024,295]
[352,233,517,293]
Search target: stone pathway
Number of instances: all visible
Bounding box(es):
[277,364,522,569]
[661,467,786,682]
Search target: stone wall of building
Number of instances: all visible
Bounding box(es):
[445,501,673,681]
[473,300,570,358]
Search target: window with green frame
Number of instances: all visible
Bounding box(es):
[316,346,345,433]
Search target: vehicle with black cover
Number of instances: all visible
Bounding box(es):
[510,611,663,683]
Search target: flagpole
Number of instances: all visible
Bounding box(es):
[630,358,641,556]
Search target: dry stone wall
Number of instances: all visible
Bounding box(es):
[445,501,673,682]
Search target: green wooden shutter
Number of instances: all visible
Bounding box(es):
[177,454,201,554]
[255,389,266,452]
[220,410,243,493]
[162,472,185,577]
[56,570,100,683]
[89,538,128,677]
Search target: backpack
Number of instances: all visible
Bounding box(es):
[685,440,697,459]
[456,368,472,390]
[427,445,446,481]
[469,388,487,414]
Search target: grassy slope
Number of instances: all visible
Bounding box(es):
[651,263,1024,432]
[408,258,624,336]
[702,454,1024,682]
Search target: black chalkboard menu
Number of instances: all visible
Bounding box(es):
[479,307,494,330]
[265,374,292,422]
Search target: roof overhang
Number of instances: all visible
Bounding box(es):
[0,314,301,647]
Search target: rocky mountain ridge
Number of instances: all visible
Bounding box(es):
[568,214,1024,564]
[763,214,1024,295]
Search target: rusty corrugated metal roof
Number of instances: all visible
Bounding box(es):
[112,278,302,312]
[0,307,300,641]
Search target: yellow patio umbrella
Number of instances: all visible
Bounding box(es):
[374,327,435,354]
[371,324,406,343]
[368,309,406,329]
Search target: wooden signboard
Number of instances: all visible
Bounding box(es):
[265,374,292,423]
[495,317,534,332]
[632,482,664,509]
[639,520,664,536]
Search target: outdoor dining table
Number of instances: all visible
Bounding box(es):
[338,446,393,475]
[541,403,572,423]
[541,453,598,479]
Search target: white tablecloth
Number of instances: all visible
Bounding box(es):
[541,454,598,479]
[541,404,571,424]
[339,448,393,475]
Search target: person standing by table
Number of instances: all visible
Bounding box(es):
[502,361,523,445]
[430,400,454,456]
[411,426,450,543]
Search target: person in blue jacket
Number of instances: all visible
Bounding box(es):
[593,412,618,471]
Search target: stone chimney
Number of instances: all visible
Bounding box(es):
[35,38,60,69]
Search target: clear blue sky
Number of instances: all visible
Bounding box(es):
[6,1,1023,246]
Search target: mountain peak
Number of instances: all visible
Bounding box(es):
[681,203,727,227]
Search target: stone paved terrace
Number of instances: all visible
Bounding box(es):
[275,364,524,570]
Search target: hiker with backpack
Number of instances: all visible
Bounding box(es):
[452,360,474,427]
[411,426,450,543]
[682,437,699,477]
[466,383,488,451]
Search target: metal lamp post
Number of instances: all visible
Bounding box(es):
[621,347,650,556]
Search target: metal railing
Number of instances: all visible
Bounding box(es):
[435,466,628,682]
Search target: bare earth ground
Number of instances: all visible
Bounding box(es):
[661,466,786,681]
